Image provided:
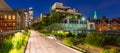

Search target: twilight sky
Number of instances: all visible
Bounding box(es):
[5,0,120,19]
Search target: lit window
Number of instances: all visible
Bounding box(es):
[8,23,11,26]
[13,23,16,26]
[4,15,7,19]
[1,16,3,19]
[12,15,16,20]
[5,23,7,26]
[8,15,11,19]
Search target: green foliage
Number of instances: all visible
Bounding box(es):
[12,32,26,49]
[62,37,79,46]
[46,23,63,31]
[0,30,30,53]
[105,36,120,46]
[31,22,46,30]
[31,10,62,30]
[39,30,51,36]
[0,38,13,53]
[77,33,87,38]
[57,31,67,37]
[85,32,105,47]
[50,10,62,23]
[100,49,120,53]
[21,30,30,35]
[66,32,76,38]
[76,33,87,44]
[66,13,81,19]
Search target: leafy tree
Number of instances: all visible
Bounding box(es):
[101,16,109,22]
[50,10,62,23]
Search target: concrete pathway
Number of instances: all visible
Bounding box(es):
[25,30,82,53]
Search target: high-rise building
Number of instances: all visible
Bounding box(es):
[51,2,95,31]
[51,2,82,23]
[51,2,81,15]
[28,7,34,26]
[94,11,97,19]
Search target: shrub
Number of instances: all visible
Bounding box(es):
[62,37,79,46]
[116,37,120,46]
[12,32,26,49]
[100,49,120,53]
[0,38,12,53]
[56,31,69,37]
[39,30,51,36]
[0,30,30,53]
[77,33,87,38]
[105,36,120,46]
[85,32,105,47]
[66,32,76,38]
[21,30,30,35]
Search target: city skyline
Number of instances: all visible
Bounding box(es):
[5,0,120,19]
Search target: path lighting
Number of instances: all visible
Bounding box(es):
[82,17,85,21]
[67,17,70,24]
[68,17,70,19]
[67,17,70,30]
[82,17,85,24]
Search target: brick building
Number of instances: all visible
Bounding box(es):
[0,0,28,32]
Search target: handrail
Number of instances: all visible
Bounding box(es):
[0,30,21,35]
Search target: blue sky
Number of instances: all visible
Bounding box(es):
[5,0,120,19]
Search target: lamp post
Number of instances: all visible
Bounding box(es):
[67,17,70,30]
[82,17,85,24]
[67,17,70,24]
[82,17,86,31]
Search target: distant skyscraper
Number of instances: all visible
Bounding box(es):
[29,7,33,26]
[94,11,97,19]
[0,0,28,32]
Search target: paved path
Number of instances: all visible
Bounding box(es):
[25,30,82,53]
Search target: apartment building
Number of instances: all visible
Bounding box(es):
[51,2,81,15]
[0,0,28,32]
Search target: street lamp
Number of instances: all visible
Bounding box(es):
[67,17,70,24]
[82,17,86,31]
[67,17,70,30]
[82,17,85,24]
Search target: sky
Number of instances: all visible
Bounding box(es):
[5,0,120,19]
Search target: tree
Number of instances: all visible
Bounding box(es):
[50,10,62,23]
[101,16,109,22]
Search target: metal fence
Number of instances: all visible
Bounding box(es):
[0,30,21,35]
[0,30,21,45]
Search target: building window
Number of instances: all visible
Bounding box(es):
[90,24,94,30]
[13,23,16,26]
[8,23,11,26]
[12,15,16,20]
[0,15,3,20]
[5,23,7,26]
[4,15,7,19]
[8,15,11,20]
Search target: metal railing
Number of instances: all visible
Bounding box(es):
[0,30,21,35]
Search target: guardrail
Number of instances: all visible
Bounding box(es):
[63,30,120,36]
[0,30,21,35]
[0,30,21,45]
